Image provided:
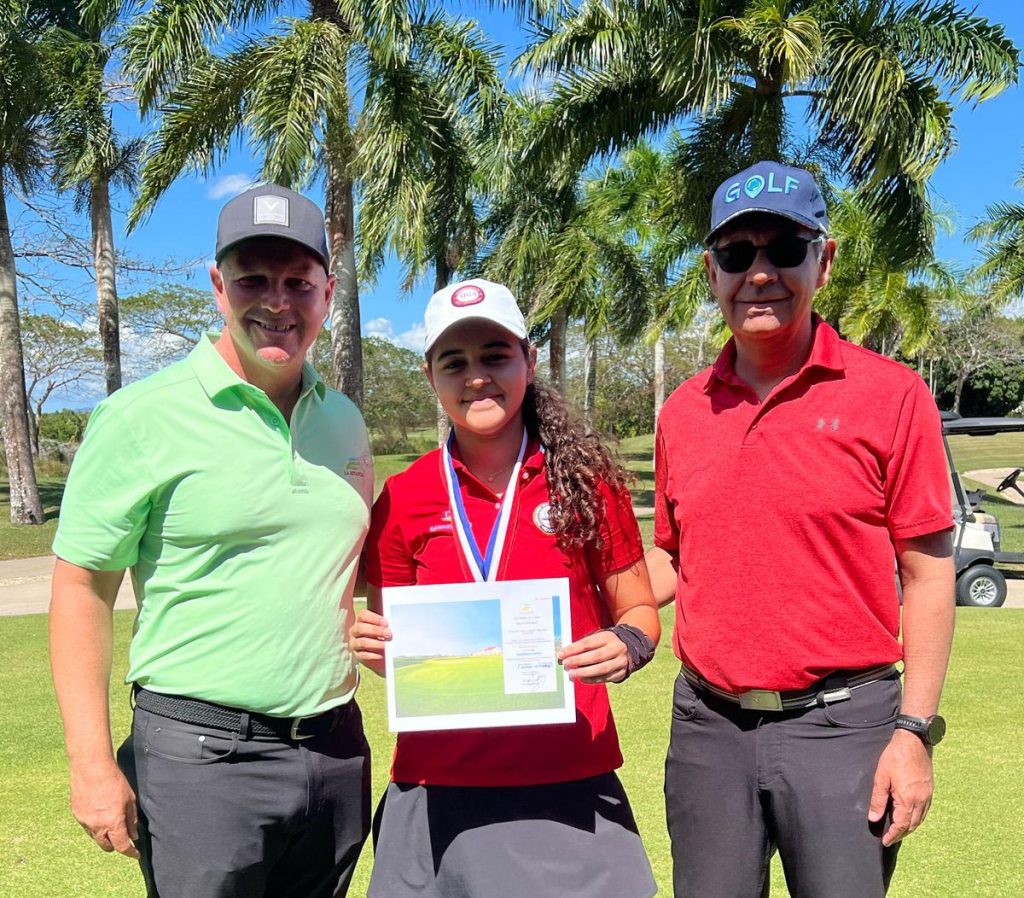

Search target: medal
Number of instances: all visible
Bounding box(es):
[442,429,528,582]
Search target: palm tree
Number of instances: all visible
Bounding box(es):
[818,188,964,357]
[353,9,506,440]
[106,0,453,407]
[356,10,506,295]
[517,0,1019,266]
[969,166,1024,303]
[50,14,141,395]
[0,2,67,524]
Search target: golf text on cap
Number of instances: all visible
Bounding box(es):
[451,284,486,307]
[725,172,801,204]
[253,195,289,226]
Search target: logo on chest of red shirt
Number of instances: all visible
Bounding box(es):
[429,509,453,534]
[533,502,556,534]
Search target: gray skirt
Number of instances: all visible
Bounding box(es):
[367,773,657,898]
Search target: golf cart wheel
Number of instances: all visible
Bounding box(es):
[955,565,1007,608]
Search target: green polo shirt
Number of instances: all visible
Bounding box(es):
[54,336,374,717]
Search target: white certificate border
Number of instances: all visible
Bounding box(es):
[382,578,574,733]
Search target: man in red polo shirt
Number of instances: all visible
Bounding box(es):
[646,161,954,897]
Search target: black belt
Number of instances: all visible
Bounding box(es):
[133,687,348,742]
[680,663,899,712]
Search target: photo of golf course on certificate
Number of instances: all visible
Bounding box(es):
[382,577,574,732]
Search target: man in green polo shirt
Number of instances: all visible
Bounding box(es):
[49,184,374,897]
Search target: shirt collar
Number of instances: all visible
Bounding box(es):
[704,313,845,393]
[447,433,545,476]
[188,333,326,404]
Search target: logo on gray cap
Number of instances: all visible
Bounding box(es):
[253,195,289,226]
[216,182,329,270]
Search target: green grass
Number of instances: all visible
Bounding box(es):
[3,606,1021,898]
[393,654,566,716]
[0,479,64,560]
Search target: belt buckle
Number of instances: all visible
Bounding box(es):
[289,715,317,741]
[739,689,784,712]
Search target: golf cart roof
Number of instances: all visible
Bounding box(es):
[941,413,1024,436]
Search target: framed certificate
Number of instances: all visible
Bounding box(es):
[381,577,574,732]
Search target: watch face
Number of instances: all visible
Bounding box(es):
[926,715,946,745]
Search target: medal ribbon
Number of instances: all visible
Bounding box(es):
[442,429,528,583]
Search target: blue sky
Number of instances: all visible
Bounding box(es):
[389,599,504,657]
[24,1,1024,407]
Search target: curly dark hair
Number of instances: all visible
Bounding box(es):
[522,379,631,550]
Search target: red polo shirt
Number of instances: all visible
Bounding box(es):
[654,317,952,693]
[365,439,642,787]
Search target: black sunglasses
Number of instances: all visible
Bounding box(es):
[711,235,824,274]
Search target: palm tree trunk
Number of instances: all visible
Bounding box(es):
[315,0,362,408]
[92,176,121,394]
[434,263,450,446]
[583,334,597,428]
[0,180,44,523]
[549,306,567,393]
[654,334,665,425]
[324,147,363,408]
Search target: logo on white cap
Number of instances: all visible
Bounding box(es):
[451,284,485,307]
[254,195,289,226]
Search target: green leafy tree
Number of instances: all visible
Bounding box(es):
[50,8,142,395]
[518,0,1019,265]
[969,165,1024,303]
[39,408,91,445]
[109,0,502,410]
[20,313,102,454]
[312,333,435,452]
[119,283,222,373]
[0,2,77,523]
[818,188,965,356]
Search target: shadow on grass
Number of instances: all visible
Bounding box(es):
[0,480,66,523]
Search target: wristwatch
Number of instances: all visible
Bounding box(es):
[895,713,946,746]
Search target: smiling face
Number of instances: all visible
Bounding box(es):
[704,215,836,348]
[425,319,537,439]
[211,237,334,384]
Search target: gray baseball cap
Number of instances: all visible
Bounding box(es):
[215,183,330,270]
[706,161,828,244]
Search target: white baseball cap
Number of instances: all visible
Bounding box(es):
[423,278,528,354]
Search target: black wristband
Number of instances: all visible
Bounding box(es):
[608,623,656,680]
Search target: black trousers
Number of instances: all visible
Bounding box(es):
[664,670,901,898]
[118,702,371,898]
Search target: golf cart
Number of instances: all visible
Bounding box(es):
[942,413,1024,607]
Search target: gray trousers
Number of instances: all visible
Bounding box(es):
[664,670,901,898]
[117,702,371,898]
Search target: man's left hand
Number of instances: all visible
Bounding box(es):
[868,728,934,846]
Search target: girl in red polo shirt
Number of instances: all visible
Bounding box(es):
[352,278,660,898]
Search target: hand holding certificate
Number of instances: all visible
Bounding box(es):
[382,578,574,733]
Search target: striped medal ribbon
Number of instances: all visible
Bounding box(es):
[441,429,528,583]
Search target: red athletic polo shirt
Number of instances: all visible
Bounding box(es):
[654,317,952,693]
[365,439,642,787]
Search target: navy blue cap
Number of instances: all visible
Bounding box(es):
[706,161,828,244]
[216,183,330,271]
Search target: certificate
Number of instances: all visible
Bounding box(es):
[382,577,574,733]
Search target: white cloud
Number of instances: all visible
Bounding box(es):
[364,317,394,339]
[206,173,256,200]
[362,317,426,353]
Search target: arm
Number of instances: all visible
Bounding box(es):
[644,545,680,608]
[49,559,139,858]
[349,583,390,677]
[869,529,955,846]
[558,558,661,684]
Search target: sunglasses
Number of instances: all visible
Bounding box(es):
[710,235,824,274]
